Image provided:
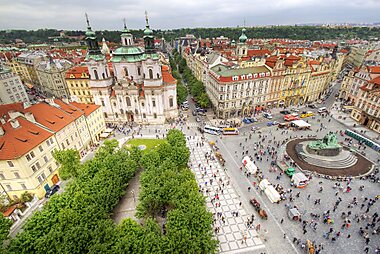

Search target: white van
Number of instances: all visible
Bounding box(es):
[318,107,327,113]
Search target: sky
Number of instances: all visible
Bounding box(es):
[0,0,379,30]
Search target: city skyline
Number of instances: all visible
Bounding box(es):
[0,0,379,30]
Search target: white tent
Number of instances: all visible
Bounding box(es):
[292,172,309,188]
[291,120,311,129]
[259,179,271,191]
[242,156,258,174]
[264,185,281,203]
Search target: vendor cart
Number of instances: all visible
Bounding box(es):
[287,207,301,221]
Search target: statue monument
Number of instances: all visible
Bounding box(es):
[307,132,342,156]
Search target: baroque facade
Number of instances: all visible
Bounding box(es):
[84,15,178,124]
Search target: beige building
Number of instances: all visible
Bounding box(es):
[65,65,93,103]
[0,99,105,200]
[36,58,72,98]
[0,65,30,105]
[13,51,46,87]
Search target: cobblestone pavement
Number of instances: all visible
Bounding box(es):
[210,111,380,254]
[187,136,267,254]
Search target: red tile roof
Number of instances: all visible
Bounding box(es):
[0,103,24,121]
[369,76,380,85]
[368,66,380,74]
[53,99,84,119]
[0,117,53,160]
[65,66,89,79]
[247,49,271,57]
[70,102,100,117]
[2,204,17,217]
[162,65,176,85]
[22,102,75,132]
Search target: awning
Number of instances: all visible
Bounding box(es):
[100,133,111,138]
[104,128,114,133]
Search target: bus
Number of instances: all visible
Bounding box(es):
[203,125,221,135]
[345,129,380,152]
[222,127,239,135]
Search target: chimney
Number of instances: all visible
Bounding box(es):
[0,126,4,136]
[10,119,20,129]
[25,112,35,122]
[8,110,22,120]
[0,118,5,124]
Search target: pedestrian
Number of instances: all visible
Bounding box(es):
[280,218,284,224]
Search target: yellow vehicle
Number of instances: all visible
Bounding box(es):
[300,111,314,118]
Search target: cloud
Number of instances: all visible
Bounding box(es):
[0,0,379,30]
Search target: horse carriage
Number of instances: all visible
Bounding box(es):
[250,198,268,220]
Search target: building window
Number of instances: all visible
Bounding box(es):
[138,67,141,76]
[36,162,41,169]
[26,154,31,161]
[101,100,105,107]
[39,145,43,152]
[14,172,20,179]
[126,97,131,106]
[152,100,156,107]
[143,113,146,118]
[50,138,54,144]
[30,151,35,158]
[124,67,128,77]
[149,69,153,79]
[44,156,49,163]
[7,161,14,167]
[104,112,108,118]
[154,113,157,119]
[21,183,27,190]
[0,174,5,180]
[66,139,70,146]
[31,165,37,172]
[169,97,174,107]
[6,185,12,191]
[115,113,118,118]
[141,102,145,107]
[102,73,105,79]
[94,70,99,80]
[48,166,53,173]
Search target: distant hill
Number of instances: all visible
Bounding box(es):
[1,26,379,44]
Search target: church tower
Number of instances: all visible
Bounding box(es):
[142,11,162,87]
[236,28,248,58]
[84,13,113,119]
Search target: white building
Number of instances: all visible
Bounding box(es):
[84,15,178,124]
[0,65,30,105]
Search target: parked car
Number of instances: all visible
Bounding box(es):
[280,110,291,115]
[192,110,197,116]
[196,107,207,113]
[300,111,314,118]
[45,185,60,198]
[263,112,273,119]
[197,112,206,116]
[267,121,279,126]
[251,126,260,131]
[242,117,258,124]
[290,108,299,112]
[307,104,317,109]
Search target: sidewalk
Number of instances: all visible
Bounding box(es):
[330,102,380,142]
[187,137,266,254]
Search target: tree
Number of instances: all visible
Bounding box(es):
[0,214,12,247]
[197,92,211,109]
[53,149,81,180]
[176,82,188,105]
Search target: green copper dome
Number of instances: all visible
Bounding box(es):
[239,28,247,43]
[144,27,153,36]
[85,27,96,38]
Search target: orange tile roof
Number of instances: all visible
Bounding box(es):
[247,49,271,57]
[65,66,89,79]
[70,102,100,117]
[53,99,84,119]
[22,103,75,132]
[369,76,380,85]
[368,66,380,74]
[0,103,23,121]
[0,117,53,160]
[2,204,17,217]
[162,65,176,85]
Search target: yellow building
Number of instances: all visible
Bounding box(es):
[306,60,331,102]
[0,99,106,200]
[65,65,94,103]
[0,116,60,200]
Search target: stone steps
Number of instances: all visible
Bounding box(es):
[301,152,357,169]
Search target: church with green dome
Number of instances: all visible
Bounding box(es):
[84,13,178,124]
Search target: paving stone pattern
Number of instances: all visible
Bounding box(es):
[187,136,266,254]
